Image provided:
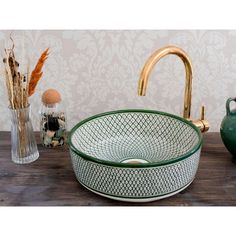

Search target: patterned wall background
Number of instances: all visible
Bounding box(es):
[0,30,236,131]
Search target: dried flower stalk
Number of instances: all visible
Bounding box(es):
[3,48,29,109]
[28,48,49,96]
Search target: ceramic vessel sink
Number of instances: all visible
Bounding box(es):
[69,109,202,202]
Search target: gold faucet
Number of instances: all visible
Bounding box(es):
[138,45,209,133]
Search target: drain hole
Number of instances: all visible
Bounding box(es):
[121,158,148,164]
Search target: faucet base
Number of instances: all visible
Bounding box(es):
[192,119,209,133]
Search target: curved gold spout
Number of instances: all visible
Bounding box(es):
[138,45,192,119]
[138,45,209,132]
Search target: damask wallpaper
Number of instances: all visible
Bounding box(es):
[0,30,236,131]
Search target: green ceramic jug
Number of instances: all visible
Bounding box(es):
[220,97,236,159]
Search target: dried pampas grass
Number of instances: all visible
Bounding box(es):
[3,39,49,109]
[3,48,30,109]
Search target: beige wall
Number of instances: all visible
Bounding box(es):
[1,30,236,131]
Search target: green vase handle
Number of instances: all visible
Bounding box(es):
[226,97,236,115]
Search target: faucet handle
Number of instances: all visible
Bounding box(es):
[192,105,209,133]
[199,105,209,132]
[200,106,205,120]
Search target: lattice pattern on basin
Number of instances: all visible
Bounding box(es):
[70,148,201,198]
[71,112,199,163]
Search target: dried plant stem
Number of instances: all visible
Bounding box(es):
[4,49,29,109]
[19,112,27,157]
[13,109,28,158]
[24,64,30,107]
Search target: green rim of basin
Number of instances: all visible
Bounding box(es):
[68,109,203,168]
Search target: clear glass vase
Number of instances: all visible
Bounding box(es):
[9,105,39,164]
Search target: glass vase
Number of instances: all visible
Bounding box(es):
[9,105,39,164]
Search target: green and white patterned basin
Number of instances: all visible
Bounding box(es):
[69,109,202,202]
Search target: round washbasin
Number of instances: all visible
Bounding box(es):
[68,109,202,202]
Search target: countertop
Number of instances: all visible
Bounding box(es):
[0,132,235,206]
